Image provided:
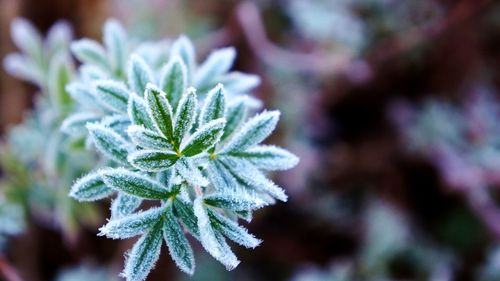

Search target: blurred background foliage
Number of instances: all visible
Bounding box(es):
[1,0,500,280]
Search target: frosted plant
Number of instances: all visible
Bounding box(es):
[1,19,100,238]
[66,20,299,280]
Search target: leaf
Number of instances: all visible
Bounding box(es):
[71,39,109,70]
[229,145,299,171]
[87,123,131,165]
[79,64,109,81]
[128,93,153,128]
[222,110,280,153]
[94,79,130,113]
[199,84,226,125]
[10,18,43,64]
[181,119,226,157]
[173,87,197,146]
[100,168,172,199]
[193,198,240,270]
[48,52,73,111]
[208,208,261,249]
[218,72,260,94]
[206,161,240,192]
[122,221,163,281]
[220,156,288,202]
[128,150,178,172]
[203,193,266,211]
[128,125,172,150]
[101,115,131,139]
[3,53,43,85]
[111,193,143,219]
[170,35,195,82]
[61,113,101,136]
[163,205,195,275]
[194,47,236,89]
[69,172,114,201]
[66,82,101,109]
[104,19,127,75]
[145,84,174,142]
[128,54,154,96]
[99,206,165,239]
[159,56,187,110]
[46,20,72,57]
[220,99,248,142]
[173,199,200,239]
[176,158,209,187]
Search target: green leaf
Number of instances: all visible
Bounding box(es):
[100,206,165,239]
[229,145,299,171]
[208,208,261,248]
[69,172,114,201]
[94,79,130,113]
[194,47,236,89]
[173,87,197,146]
[218,72,260,94]
[199,84,226,125]
[48,52,73,112]
[170,35,195,82]
[181,119,226,156]
[145,84,174,142]
[173,199,200,239]
[128,150,178,172]
[128,54,154,96]
[71,39,109,70]
[10,18,43,66]
[176,158,209,187]
[61,113,101,136]
[128,93,153,128]
[111,193,142,219]
[123,221,163,281]
[87,123,131,165]
[204,193,266,211]
[159,56,187,110]
[127,125,173,150]
[163,205,195,275]
[220,99,248,142]
[104,19,128,75]
[100,168,172,199]
[3,53,43,86]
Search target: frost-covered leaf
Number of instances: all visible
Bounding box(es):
[173,87,197,145]
[193,198,240,270]
[66,82,101,109]
[159,56,187,110]
[48,52,73,111]
[194,47,236,89]
[222,111,280,153]
[70,172,114,201]
[145,84,174,141]
[128,150,178,172]
[173,199,200,239]
[203,193,266,211]
[181,119,226,156]
[163,205,195,275]
[218,72,261,94]
[100,206,165,239]
[122,221,163,281]
[46,20,72,56]
[11,18,42,63]
[62,113,101,136]
[104,19,127,75]
[220,99,248,142]
[94,79,130,113]
[80,64,109,81]
[71,39,109,70]
[101,168,172,199]
[206,161,240,192]
[111,193,143,219]
[101,115,131,139]
[128,93,153,128]
[128,54,154,96]
[208,208,261,248]
[199,84,226,125]
[176,158,209,187]
[170,36,195,81]
[3,53,43,85]
[230,145,299,171]
[220,157,288,202]
[87,123,131,165]
[128,125,172,150]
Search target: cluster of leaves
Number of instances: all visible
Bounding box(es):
[1,19,100,238]
[65,20,298,280]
